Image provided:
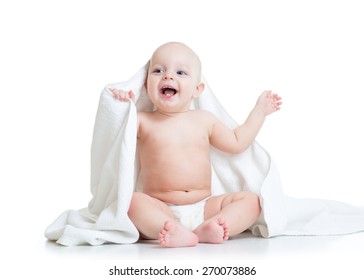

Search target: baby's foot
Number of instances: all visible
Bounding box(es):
[159,221,199,248]
[193,218,229,244]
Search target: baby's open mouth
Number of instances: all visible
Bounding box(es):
[161,86,177,97]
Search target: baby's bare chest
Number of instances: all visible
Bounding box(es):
[141,118,210,148]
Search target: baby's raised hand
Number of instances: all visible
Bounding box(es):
[109,88,135,103]
[256,90,282,116]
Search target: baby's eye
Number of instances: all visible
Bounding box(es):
[176,70,187,76]
[152,68,164,74]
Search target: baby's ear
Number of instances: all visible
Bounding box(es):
[193,82,205,98]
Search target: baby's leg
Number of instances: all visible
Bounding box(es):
[128,192,198,247]
[193,192,261,243]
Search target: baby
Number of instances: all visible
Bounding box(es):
[110,42,282,247]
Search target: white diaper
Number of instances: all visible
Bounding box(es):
[167,197,209,231]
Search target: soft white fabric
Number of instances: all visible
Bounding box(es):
[167,197,209,231]
[45,64,364,246]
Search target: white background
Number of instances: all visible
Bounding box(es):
[1,0,363,279]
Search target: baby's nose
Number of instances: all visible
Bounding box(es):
[163,72,174,80]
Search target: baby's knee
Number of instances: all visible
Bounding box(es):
[241,192,261,217]
[128,192,148,212]
[131,191,146,200]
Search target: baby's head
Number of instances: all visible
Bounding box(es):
[149,42,202,82]
[145,42,205,113]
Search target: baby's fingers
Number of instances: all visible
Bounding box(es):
[271,93,282,102]
[109,88,131,102]
[274,101,282,111]
[108,88,122,99]
[272,95,282,111]
[128,90,136,103]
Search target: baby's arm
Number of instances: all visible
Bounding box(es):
[210,90,282,154]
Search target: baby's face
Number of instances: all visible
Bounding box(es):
[146,42,204,113]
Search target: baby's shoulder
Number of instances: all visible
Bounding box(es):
[136,111,153,128]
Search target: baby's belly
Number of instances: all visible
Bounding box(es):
[140,158,212,204]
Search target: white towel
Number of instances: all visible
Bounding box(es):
[45,64,364,245]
